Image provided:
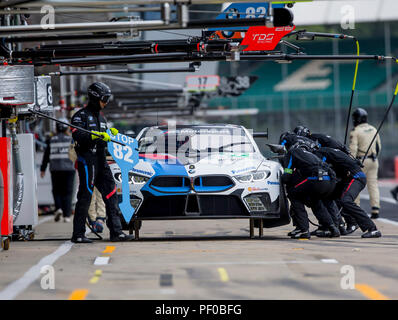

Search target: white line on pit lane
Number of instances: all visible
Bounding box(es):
[33,216,53,227]
[360,194,397,205]
[142,260,339,267]
[377,218,398,227]
[360,194,398,227]
[0,241,73,300]
[321,259,339,264]
[127,288,176,295]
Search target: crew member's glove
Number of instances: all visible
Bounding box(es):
[91,130,101,140]
[110,128,119,136]
[91,131,111,142]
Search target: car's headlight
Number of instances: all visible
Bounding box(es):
[114,172,122,183]
[235,170,271,183]
[113,172,149,184]
[131,174,150,184]
[253,170,271,181]
[235,173,252,183]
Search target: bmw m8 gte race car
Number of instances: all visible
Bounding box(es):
[109,124,290,237]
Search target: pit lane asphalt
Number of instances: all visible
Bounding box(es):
[0,185,397,300]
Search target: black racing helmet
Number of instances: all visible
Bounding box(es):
[352,108,368,127]
[290,139,319,152]
[279,131,291,145]
[293,125,310,137]
[56,118,69,133]
[87,82,112,104]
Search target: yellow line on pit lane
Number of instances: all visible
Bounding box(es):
[218,268,229,282]
[69,248,112,298]
[355,284,390,300]
[68,289,89,300]
[89,270,103,284]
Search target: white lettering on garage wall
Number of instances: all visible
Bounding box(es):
[274,60,355,92]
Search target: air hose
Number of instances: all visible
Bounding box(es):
[344,38,360,145]
[8,117,24,223]
[86,218,103,240]
[308,218,320,228]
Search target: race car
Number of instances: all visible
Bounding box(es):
[109,124,290,235]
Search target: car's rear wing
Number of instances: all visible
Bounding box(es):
[253,129,268,139]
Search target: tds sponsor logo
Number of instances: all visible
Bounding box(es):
[250,26,294,43]
[252,32,275,43]
[241,26,295,51]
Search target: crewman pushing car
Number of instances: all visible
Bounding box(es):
[279,134,340,239]
[314,146,382,238]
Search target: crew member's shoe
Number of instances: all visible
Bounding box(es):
[315,230,330,237]
[288,228,302,237]
[328,225,341,238]
[370,213,379,220]
[339,224,349,236]
[345,224,359,235]
[54,208,63,222]
[391,188,398,202]
[361,228,382,238]
[290,230,311,239]
[64,217,71,223]
[310,225,329,236]
[311,226,330,237]
[71,237,93,243]
[110,233,134,242]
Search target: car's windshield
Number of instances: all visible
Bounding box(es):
[138,127,255,156]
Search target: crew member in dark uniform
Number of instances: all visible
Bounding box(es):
[40,119,75,223]
[314,147,382,238]
[293,126,349,236]
[70,82,134,243]
[281,141,340,239]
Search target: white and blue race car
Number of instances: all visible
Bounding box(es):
[109,124,290,235]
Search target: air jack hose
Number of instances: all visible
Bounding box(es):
[8,117,24,223]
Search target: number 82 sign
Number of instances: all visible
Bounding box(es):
[107,130,139,223]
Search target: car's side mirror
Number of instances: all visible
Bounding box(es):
[266,144,286,155]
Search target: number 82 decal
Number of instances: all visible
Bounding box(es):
[112,143,135,163]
